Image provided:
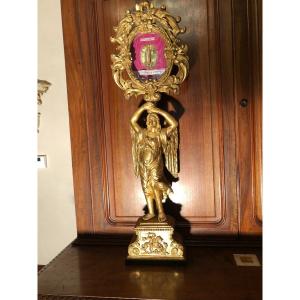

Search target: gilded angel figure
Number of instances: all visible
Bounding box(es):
[130,102,178,222]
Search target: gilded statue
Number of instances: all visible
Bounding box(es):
[130,102,178,222]
[111,1,188,260]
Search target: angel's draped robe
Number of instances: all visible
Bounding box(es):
[135,129,172,201]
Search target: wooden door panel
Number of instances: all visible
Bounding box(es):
[94,0,233,234]
[61,0,261,237]
[232,0,262,234]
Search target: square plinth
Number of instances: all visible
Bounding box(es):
[127,215,185,261]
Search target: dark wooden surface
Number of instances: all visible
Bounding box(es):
[38,244,262,300]
[60,0,262,237]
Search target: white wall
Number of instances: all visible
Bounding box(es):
[38,0,77,265]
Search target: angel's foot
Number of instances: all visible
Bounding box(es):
[143,213,155,221]
[158,213,167,222]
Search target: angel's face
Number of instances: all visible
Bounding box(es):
[146,114,160,131]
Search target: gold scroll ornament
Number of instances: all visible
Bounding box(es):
[37,79,51,133]
[111,1,189,260]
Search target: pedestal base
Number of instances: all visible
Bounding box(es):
[127,215,185,261]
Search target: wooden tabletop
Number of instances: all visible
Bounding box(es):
[38,244,262,300]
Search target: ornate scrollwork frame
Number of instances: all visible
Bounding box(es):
[111,1,189,102]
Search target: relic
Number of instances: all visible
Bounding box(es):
[111,1,189,261]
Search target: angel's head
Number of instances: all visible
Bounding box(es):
[146,113,161,132]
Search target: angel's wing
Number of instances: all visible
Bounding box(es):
[162,128,179,178]
[130,127,140,177]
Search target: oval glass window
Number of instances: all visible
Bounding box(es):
[131,32,167,81]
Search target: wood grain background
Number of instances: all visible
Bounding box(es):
[61,0,262,237]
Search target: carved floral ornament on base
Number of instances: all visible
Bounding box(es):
[111,1,189,261]
[110,0,189,102]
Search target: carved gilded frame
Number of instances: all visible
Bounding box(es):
[111,1,189,102]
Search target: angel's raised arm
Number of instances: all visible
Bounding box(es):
[130,102,155,132]
[150,107,178,135]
